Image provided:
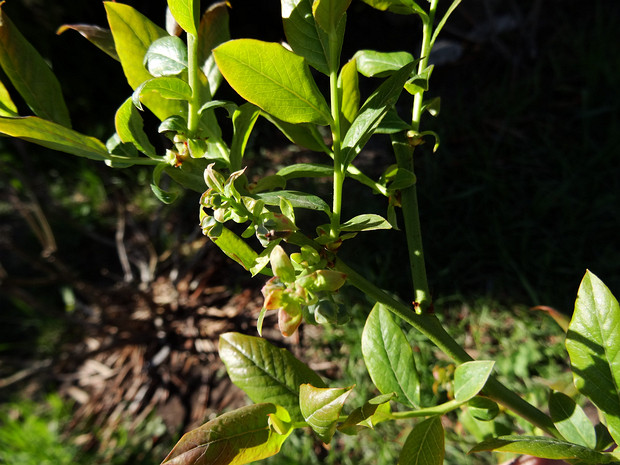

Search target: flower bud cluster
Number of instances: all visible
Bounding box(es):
[261,245,347,337]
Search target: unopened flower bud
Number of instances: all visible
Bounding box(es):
[270,245,296,283]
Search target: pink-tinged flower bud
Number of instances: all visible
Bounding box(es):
[261,278,285,310]
[278,304,302,337]
[270,245,296,283]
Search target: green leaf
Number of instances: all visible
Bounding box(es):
[256,190,330,214]
[398,416,444,465]
[339,58,359,133]
[300,384,353,443]
[340,214,392,232]
[164,158,208,192]
[214,39,331,125]
[198,2,230,96]
[161,403,292,465]
[262,114,329,153]
[219,332,326,421]
[404,65,433,95]
[312,0,352,33]
[230,103,261,171]
[360,0,428,18]
[277,163,333,180]
[354,50,415,78]
[566,271,620,446]
[105,2,184,120]
[57,24,119,61]
[362,303,420,407]
[470,435,616,463]
[0,7,71,127]
[115,98,156,157]
[466,397,500,422]
[151,163,179,204]
[281,0,330,75]
[549,391,597,449]
[376,107,410,134]
[0,79,17,116]
[209,225,259,271]
[453,361,495,403]
[0,116,109,161]
[338,393,394,434]
[342,61,416,167]
[430,0,462,47]
[132,77,192,111]
[167,0,199,36]
[144,36,187,77]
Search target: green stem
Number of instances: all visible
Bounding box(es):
[187,32,200,136]
[336,258,560,437]
[328,28,344,238]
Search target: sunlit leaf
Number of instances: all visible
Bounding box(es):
[362,303,420,407]
[214,39,331,125]
[0,116,108,160]
[57,24,119,61]
[209,225,259,271]
[360,0,428,18]
[398,416,444,465]
[198,2,230,96]
[277,163,333,180]
[0,79,17,116]
[230,103,260,171]
[566,271,620,446]
[0,7,70,126]
[470,435,616,463]
[549,392,596,449]
[132,77,192,111]
[167,0,199,36]
[453,361,495,403]
[219,332,326,421]
[105,2,185,120]
[256,190,331,214]
[339,58,359,133]
[338,393,394,434]
[281,0,330,75]
[312,0,352,33]
[342,61,416,167]
[144,36,187,77]
[115,97,156,157]
[404,65,433,95]
[354,50,414,78]
[161,403,292,465]
[300,384,353,443]
[340,214,392,232]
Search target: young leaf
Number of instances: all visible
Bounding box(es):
[404,65,433,95]
[262,114,330,153]
[161,403,292,465]
[339,58,359,133]
[132,77,192,111]
[300,384,353,443]
[56,24,119,61]
[0,116,109,161]
[208,225,259,271]
[256,191,331,214]
[453,361,495,403]
[105,2,184,120]
[338,393,394,434]
[213,39,331,125]
[277,163,333,180]
[144,36,188,77]
[312,0,352,33]
[354,50,415,78]
[566,271,620,446]
[115,98,156,157]
[151,164,179,204]
[0,8,71,127]
[340,214,392,232]
[197,2,230,96]
[167,0,199,36]
[549,392,597,449]
[0,79,17,116]
[230,103,261,171]
[362,303,420,407]
[281,0,330,75]
[470,435,616,463]
[398,416,444,465]
[219,332,326,421]
[341,61,416,167]
[360,0,428,19]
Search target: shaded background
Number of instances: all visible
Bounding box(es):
[0,0,619,463]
